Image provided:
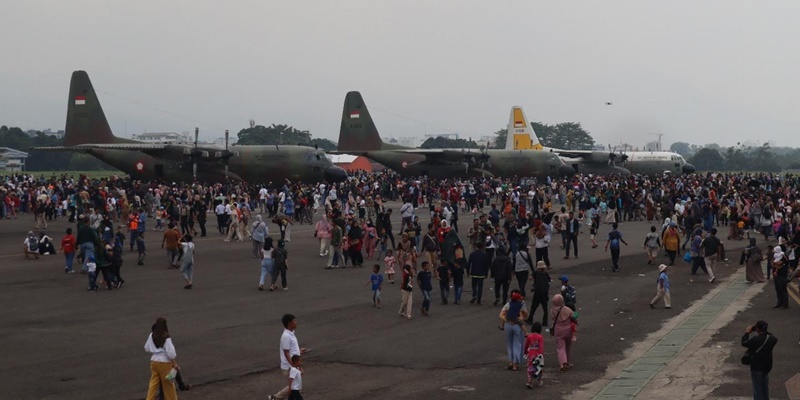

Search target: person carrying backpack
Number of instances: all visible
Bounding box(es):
[560,275,577,311]
[24,231,40,260]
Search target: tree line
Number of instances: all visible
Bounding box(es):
[420,121,596,150]
[671,141,796,172]
[0,126,114,171]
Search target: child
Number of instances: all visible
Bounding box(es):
[86,255,98,292]
[376,228,388,260]
[136,233,146,265]
[59,227,77,273]
[287,355,304,400]
[365,264,384,308]
[417,261,433,316]
[499,290,527,331]
[399,264,414,319]
[560,275,577,311]
[449,260,465,305]
[384,249,396,283]
[154,206,164,231]
[644,226,661,265]
[524,322,545,388]
[435,261,451,305]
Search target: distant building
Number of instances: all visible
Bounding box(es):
[0,148,28,171]
[388,137,420,148]
[132,132,189,144]
[327,154,374,173]
[25,129,65,139]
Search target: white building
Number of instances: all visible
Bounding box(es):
[0,148,28,171]
[132,132,189,144]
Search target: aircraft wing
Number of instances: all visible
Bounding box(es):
[387,149,486,164]
[551,149,596,159]
[32,143,168,151]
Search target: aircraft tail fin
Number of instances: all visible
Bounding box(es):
[337,91,384,152]
[64,71,123,146]
[505,106,543,150]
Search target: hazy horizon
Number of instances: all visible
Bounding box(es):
[2,1,799,148]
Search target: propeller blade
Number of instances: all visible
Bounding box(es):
[193,162,197,180]
[194,127,199,147]
[225,130,229,151]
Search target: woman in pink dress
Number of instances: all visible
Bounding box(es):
[550,294,575,372]
[314,214,332,257]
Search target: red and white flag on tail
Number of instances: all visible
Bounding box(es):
[74,96,86,105]
[349,111,360,119]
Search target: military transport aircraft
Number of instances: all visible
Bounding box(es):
[33,71,347,183]
[505,106,630,176]
[504,105,696,176]
[336,92,574,179]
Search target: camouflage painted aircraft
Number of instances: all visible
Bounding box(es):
[33,71,347,183]
[336,92,574,179]
[505,105,696,176]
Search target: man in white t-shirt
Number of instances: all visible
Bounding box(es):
[259,187,269,214]
[269,314,307,400]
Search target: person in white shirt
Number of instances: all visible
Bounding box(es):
[259,187,269,214]
[269,314,307,400]
[287,355,304,400]
[180,235,195,289]
[144,317,179,400]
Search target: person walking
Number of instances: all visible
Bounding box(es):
[59,227,77,273]
[533,223,551,269]
[251,215,268,258]
[644,226,661,265]
[490,249,513,306]
[467,243,490,305]
[314,215,332,258]
[525,261,551,327]
[564,211,579,259]
[649,264,671,309]
[700,228,720,283]
[741,238,766,283]
[741,320,777,400]
[179,235,195,289]
[326,221,343,269]
[398,264,414,319]
[272,240,290,291]
[499,290,528,372]
[662,222,681,265]
[144,317,179,400]
[259,237,275,291]
[771,246,789,308]
[604,223,627,272]
[162,223,181,269]
[551,294,575,372]
[512,246,534,297]
[267,314,307,400]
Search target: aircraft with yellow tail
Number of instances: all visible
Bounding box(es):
[505,106,696,176]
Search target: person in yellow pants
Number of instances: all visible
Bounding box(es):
[144,317,179,400]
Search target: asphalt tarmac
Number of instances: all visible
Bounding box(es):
[0,205,788,400]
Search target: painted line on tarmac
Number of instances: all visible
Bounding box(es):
[789,282,800,306]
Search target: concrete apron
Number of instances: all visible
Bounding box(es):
[569,266,766,400]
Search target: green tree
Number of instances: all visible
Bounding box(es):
[492,128,508,149]
[420,137,479,149]
[236,124,312,146]
[536,122,594,150]
[669,142,692,157]
[690,148,725,171]
[308,138,337,151]
[752,142,781,172]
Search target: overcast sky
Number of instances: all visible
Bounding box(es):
[2,1,799,148]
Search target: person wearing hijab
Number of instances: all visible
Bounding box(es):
[259,237,275,291]
[741,238,766,283]
[550,294,575,372]
[144,317,179,400]
[771,246,789,309]
[662,222,681,265]
[314,214,332,258]
[251,215,269,258]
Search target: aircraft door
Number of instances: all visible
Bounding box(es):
[572,163,580,173]
[155,164,164,179]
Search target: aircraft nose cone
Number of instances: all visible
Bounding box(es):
[558,165,575,177]
[324,166,348,182]
[682,163,696,174]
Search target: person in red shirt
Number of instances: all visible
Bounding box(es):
[59,227,78,273]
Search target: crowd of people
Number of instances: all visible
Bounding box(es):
[4,169,799,398]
